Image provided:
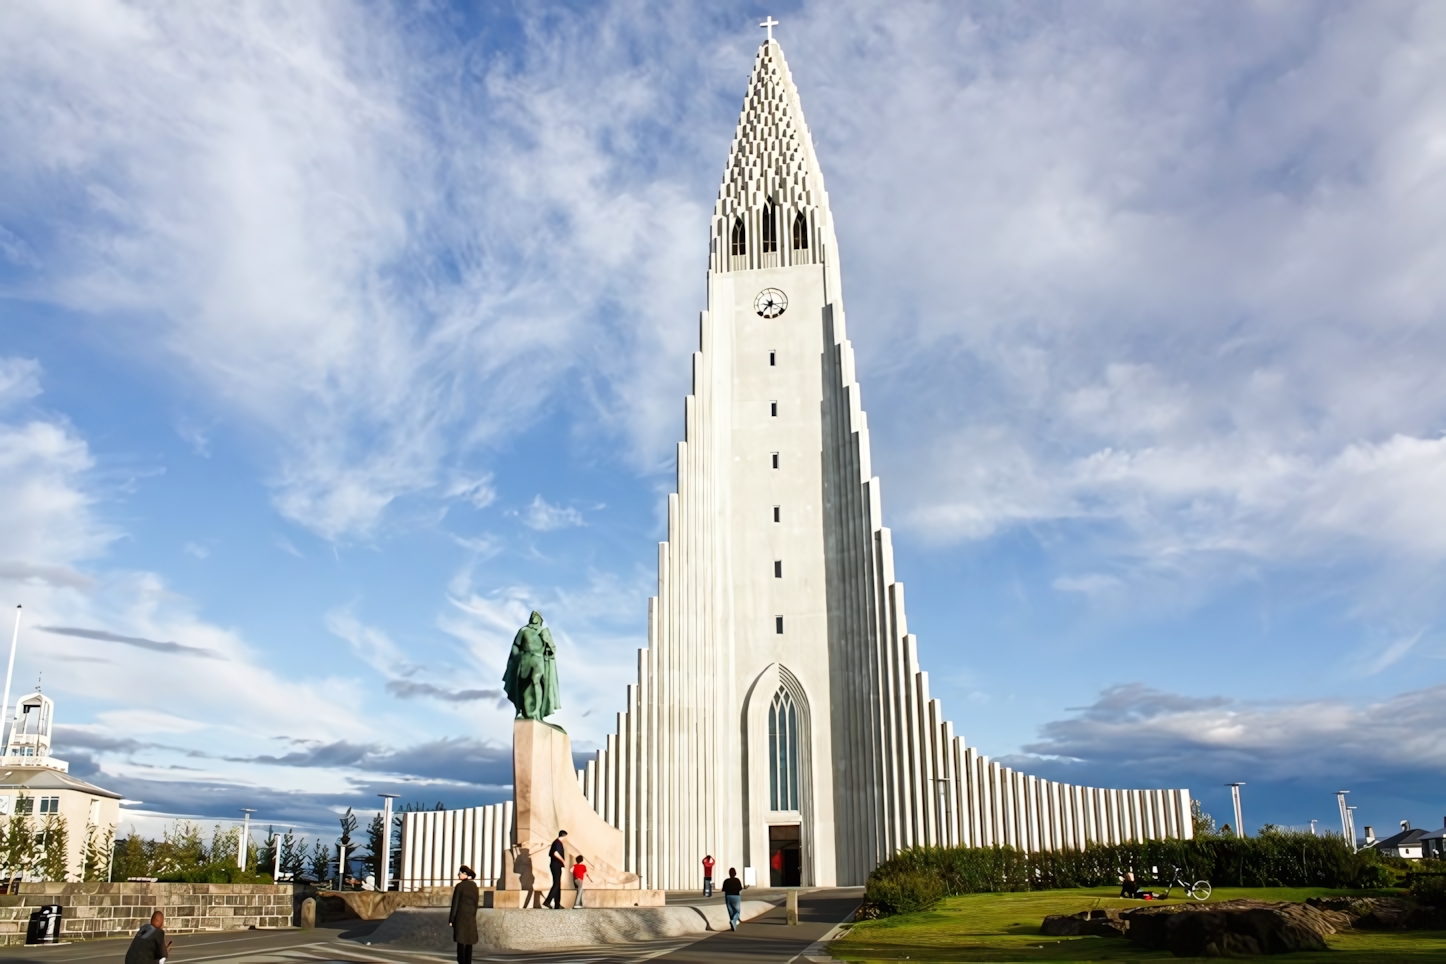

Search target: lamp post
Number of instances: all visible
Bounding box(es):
[1226,783,1245,838]
[274,829,288,880]
[1336,790,1352,850]
[238,809,256,870]
[1,605,21,752]
[378,794,400,892]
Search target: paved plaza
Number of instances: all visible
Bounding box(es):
[0,890,860,964]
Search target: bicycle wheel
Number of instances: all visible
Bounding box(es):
[1190,881,1212,901]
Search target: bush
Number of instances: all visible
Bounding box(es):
[858,869,947,919]
[158,866,274,884]
[862,834,1406,918]
[1407,864,1446,906]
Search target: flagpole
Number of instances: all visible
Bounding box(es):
[1,605,20,754]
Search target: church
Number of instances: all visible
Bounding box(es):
[398,25,1194,894]
[571,27,1195,889]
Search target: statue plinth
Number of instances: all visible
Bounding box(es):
[500,719,641,895]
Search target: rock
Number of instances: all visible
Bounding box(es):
[1122,900,1335,957]
[1306,895,1444,931]
[1041,908,1129,938]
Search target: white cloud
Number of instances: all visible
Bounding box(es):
[1019,682,1446,785]
[518,495,584,532]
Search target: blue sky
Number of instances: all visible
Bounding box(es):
[2,0,1444,844]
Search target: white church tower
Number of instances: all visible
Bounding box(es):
[578,26,1194,888]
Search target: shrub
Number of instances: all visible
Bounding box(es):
[1407,864,1446,905]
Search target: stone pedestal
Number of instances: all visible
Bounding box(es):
[499,720,640,899]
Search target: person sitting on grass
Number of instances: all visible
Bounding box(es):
[1120,871,1139,899]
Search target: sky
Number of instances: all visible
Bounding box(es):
[1,0,1444,846]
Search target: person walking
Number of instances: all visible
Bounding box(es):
[125,911,171,964]
[542,829,568,909]
[722,867,743,931]
[571,855,591,908]
[701,854,716,897]
[449,866,480,964]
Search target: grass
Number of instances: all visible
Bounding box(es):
[830,887,1446,962]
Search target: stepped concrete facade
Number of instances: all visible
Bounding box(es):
[573,34,1194,889]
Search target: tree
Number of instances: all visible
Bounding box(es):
[81,826,114,881]
[3,803,38,880]
[364,812,386,884]
[280,831,303,879]
[38,813,70,881]
[307,837,330,882]
[1191,799,1218,838]
[111,834,149,881]
[258,826,278,876]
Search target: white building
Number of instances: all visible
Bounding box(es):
[0,691,122,881]
[572,31,1194,889]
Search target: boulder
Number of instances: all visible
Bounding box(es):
[1041,908,1129,938]
[1122,899,1335,957]
[1306,895,1445,931]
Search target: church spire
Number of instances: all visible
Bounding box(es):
[712,34,831,273]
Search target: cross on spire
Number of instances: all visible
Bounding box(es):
[760,16,779,41]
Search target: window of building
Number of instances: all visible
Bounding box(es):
[38,796,59,814]
[771,452,779,469]
[773,506,780,522]
[768,687,799,811]
[792,211,809,250]
[15,797,33,815]
[731,217,747,256]
[769,350,776,366]
[774,560,783,578]
[770,401,778,417]
[762,202,778,253]
[775,615,784,634]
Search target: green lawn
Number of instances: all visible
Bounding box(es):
[830,887,1446,962]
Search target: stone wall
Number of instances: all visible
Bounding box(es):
[0,882,300,945]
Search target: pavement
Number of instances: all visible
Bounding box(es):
[0,889,861,964]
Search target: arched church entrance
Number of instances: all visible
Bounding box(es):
[744,663,813,886]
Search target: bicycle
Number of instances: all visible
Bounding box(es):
[1160,865,1212,901]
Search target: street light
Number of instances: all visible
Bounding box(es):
[238,809,257,870]
[1226,783,1245,838]
[1336,790,1353,851]
[378,794,400,892]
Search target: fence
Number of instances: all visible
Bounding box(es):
[397,802,513,890]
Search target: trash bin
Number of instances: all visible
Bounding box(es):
[25,905,62,945]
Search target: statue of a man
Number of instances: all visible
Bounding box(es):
[502,610,561,721]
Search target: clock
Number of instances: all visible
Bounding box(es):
[754,288,788,319]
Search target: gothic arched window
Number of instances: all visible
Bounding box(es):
[762,202,779,253]
[792,211,808,250]
[731,217,747,256]
[768,687,799,811]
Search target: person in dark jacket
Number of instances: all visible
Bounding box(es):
[449,866,480,964]
[722,868,744,931]
[125,911,171,964]
[542,830,567,909]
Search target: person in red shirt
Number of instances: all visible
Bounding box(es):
[702,854,716,896]
[571,855,591,909]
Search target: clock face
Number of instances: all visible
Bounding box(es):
[754,288,788,319]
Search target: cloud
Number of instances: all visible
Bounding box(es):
[518,495,584,532]
[239,737,511,786]
[0,358,41,407]
[38,625,223,659]
[1015,682,1446,786]
[385,680,503,703]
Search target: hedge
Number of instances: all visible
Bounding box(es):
[860,834,1406,918]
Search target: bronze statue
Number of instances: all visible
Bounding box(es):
[502,610,561,721]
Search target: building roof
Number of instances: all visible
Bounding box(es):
[1372,828,1428,850]
[0,766,123,799]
